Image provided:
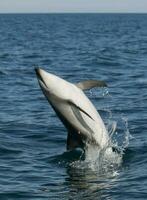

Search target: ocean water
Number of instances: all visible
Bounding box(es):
[0,13,147,199]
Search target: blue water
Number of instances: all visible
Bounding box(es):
[0,14,147,199]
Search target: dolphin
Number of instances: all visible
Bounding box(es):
[35,68,110,152]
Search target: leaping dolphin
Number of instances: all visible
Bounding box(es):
[35,68,110,152]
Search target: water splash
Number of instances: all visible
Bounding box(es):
[68,88,131,176]
[68,146,122,178]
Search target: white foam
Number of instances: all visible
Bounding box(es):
[69,88,131,176]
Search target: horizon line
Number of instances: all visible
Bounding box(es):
[0,11,147,14]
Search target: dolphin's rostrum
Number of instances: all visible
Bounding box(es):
[35,67,109,152]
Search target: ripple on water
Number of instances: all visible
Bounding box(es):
[0,13,147,200]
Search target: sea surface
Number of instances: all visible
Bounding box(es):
[0,14,147,200]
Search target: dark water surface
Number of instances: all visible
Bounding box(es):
[0,14,147,199]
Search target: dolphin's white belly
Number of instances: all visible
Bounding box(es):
[70,84,109,147]
[49,83,109,148]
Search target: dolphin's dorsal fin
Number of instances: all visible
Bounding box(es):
[75,80,107,90]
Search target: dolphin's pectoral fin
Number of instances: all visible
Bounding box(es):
[69,101,94,134]
[68,101,94,121]
[75,80,107,90]
[67,130,84,150]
